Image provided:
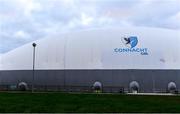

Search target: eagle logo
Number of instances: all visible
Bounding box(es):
[121,36,138,48]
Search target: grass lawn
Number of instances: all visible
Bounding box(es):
[0,92,180,113]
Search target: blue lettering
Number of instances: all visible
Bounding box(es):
[114,48,118,52]
[114,47,149,55]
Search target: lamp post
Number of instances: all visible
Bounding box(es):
[32,43,37,93]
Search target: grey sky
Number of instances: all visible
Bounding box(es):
[0,0,180,53]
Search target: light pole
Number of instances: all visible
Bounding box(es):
[32,43,37,93]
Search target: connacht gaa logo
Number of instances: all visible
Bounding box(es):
[114,35,148,55]
[121,36,138,48]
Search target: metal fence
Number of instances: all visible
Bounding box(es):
[0,85,178,94]
[0,85,125,93]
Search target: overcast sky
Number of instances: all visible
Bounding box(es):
[0,0,180,54]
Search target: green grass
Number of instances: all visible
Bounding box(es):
[0,92,180,113]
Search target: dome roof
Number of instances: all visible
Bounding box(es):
[1,27,180,70]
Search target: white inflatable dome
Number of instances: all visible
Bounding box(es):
[0,27,180,70]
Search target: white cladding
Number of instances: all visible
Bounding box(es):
[0,27,180,70]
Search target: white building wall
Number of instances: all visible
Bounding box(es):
[0,27,180,70]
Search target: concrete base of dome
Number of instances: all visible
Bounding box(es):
[0,69,179,93]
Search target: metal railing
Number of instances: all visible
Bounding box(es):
[0,85,178,94]
[0,85,125,93]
